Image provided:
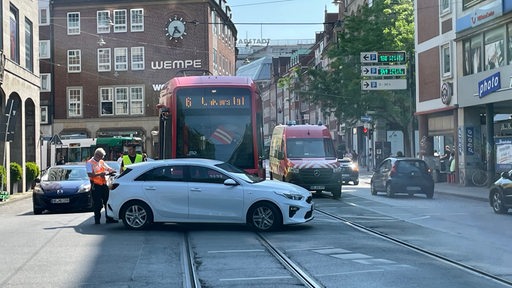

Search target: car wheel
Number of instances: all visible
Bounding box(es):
[121,201,153,230]
[426,190,434,199]
[248,202,282,232]
[386,184,394,198]
[370,182,377,195]
[490,190,507,214]
[33,207,43,215]
[353,180,359,186]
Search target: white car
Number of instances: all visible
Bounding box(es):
[107,158,314,231]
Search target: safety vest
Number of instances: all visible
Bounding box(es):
[87,158,107,185]
[122,154,143,170]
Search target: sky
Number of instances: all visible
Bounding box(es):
[230,0,339,43]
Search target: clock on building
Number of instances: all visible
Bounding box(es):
[165,16,187,41]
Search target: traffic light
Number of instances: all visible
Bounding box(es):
[368,129,373,140]
[363,127,368,135]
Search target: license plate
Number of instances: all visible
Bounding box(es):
[342,174,350,177]
[51,198,70,204]
[406,186,421,191]
[310,185,325,190]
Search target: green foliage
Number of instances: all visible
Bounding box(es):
[25,162,40,184]
[305,0,415,131]
[10,162,22,183]
[0,165,6,189]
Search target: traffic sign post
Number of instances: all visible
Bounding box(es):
[361,79,407,90]
[361,51,408,91]
[361,65,407,76]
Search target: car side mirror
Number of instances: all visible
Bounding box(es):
[501,171,510,179]
[224,179,238,186]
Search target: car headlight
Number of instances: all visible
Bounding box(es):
[274,191,304,201]
[333,166,342,173]
[350,164,359,171]
[78,183,92,193]
[288,167,300,174]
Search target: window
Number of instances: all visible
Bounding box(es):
[131,47,144,70]
[39,40,50,59]
[97,48,111,72]
[114,48,128,71]
[39,7,49,26]
[463,40,472,75]
[484,27,505,71]
[67,87,82,117]
[136,166,185,181]
[130,86,144,115]
[463,0,484,10]
[113,10,127,33]
[41,73,51,92]
[97,11,110,34]
[102,86,144,116]
[508,24,512,65]
[130,9,144,32]
[41,106,49,124]
[441,44,451,77]
[67,12,80,35]
[25,18,33,72]
[67,50,81,73]
[10,5,19,63]
[471,35,482,74]
[115,87,129,115]
[100,87,114,116]
[440,0,450,14]
[190,166,228,184]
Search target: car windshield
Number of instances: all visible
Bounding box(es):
[44,167,89,181]
[397,160,428,173]
[215,162,264,183]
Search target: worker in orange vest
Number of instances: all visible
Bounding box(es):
[86,148,117,224]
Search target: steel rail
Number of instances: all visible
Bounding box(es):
[256,232,325,288]
[182,232,202,288]
[316,209,512,287]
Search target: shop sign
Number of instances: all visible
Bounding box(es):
[456,0,502,32]
[478,72,500,98]
[466,127,474,155]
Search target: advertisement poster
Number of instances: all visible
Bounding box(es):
[495,136,512,173]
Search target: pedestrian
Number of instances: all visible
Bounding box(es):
[86,148,117,224]
[121,144,145,172]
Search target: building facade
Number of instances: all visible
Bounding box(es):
[1,0,40,193]
[40,0,236,161]
[415,0,512,185]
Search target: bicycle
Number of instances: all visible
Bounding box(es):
[471,169,488,187]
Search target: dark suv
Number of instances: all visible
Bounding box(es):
[370,157,434,198]
[489,171,512,214]
[338,158,359,185]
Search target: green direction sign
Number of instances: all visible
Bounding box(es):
[361,65,407,76]
[377,51,406,63]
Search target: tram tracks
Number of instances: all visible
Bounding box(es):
[316,208,512,287]
[181,230,325,288]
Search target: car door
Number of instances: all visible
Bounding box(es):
[187,165,245,222]
[374,159,391,190]
[136,165,189,221]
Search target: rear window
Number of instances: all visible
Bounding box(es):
[396,160,429,173]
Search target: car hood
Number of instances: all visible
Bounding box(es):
[39,180,90,195]
[287,158,339,169]
[250,179,312,197]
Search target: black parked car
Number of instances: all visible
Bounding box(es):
[338,158,359,185]
[370,157,434,198]
[489,171,512,214]
[32,164,93,214]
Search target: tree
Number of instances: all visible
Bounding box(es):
[305,0,415,155]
